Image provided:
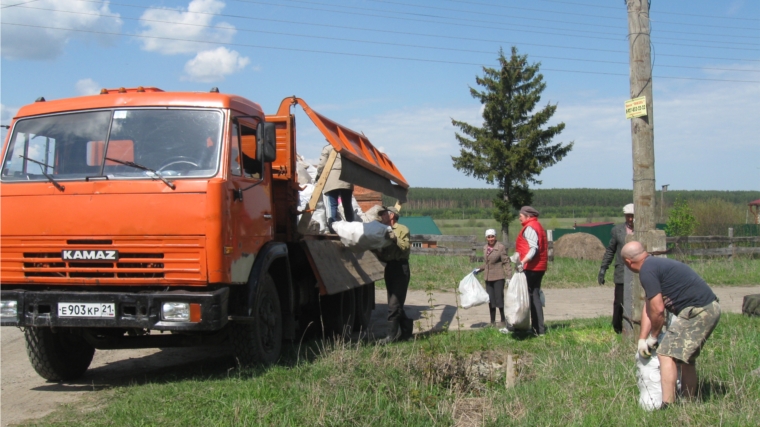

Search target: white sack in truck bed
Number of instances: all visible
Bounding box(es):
[331,220,393,252]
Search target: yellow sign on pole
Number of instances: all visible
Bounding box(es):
[625,96,647,119]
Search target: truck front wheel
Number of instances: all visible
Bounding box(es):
[231,273,283,366]
[24,327,95,381]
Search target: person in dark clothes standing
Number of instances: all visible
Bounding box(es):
[598,203,634,333]
[514,206,548,336]
[474,228,511,327]
[376,205,412,343]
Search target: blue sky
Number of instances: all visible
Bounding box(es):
[2,0,758,191]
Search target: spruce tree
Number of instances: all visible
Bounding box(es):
[452,47,573,241]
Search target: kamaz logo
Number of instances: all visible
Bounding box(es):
[61,250,119,261]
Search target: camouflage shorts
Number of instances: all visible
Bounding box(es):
[659,300,721,364]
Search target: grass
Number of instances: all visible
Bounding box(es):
[25,314,760,426]
[435,217,622,246]
[377,255,759,292]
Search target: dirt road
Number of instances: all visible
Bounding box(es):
[2,285,757,426]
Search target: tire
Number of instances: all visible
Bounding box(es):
[353,283,374,332]
[24,327,95,381]
[230,273,283,366]
[321,289,356,337]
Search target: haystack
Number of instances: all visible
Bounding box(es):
[553,232,606,260]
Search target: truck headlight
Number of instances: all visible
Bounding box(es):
[161,302,190,321]
[1,300,18,318]
[161,302,201,322]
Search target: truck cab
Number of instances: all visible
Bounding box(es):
[0,87,408,381]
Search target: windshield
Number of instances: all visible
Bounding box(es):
[1,109,223,182]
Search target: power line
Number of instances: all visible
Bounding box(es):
[12,5,760,74]
[9,2,760,64]
[365,0,760,39]
[3,22,758,83]
[229,0,759,50]
[442,0,760,25]
[512,0,760,22]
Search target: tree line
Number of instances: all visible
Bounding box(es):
[386,188,760,220]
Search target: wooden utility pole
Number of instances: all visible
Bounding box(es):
[626,0,666,340]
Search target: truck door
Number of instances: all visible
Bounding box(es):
[226,117,273,283]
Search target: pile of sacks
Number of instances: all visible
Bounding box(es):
[296,155,391,252]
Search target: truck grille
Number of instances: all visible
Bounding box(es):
[2,237,206,283]
[23,252,165,278]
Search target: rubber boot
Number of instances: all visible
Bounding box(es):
[399,317,414,341]
[379,319,401,345]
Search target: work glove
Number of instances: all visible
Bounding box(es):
[638,335,659,358]
[386,226,397,242]
[637,339,650,358]
[472,268,481,275]
[515,263,524,273]
[597,268,606,286]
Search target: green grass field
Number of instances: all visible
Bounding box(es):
[434,217,623,246]
[27,314,760,426]
[383,255,760,293]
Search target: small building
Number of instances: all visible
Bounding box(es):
[398,216,441,248]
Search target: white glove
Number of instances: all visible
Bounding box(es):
[386,226,397,241]
[646,334,659,350]
[637,339,651,358]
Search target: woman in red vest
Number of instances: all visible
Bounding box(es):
[515,206,548,336]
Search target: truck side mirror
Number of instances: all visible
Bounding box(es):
[256,122,276,163]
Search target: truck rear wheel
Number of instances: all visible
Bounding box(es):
[322,289,356,337]
[231,274,283,366]
[353,283,375,332]
[24,327,95,381]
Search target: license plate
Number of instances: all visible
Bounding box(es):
[58,303,116,318]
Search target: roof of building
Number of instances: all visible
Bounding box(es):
[749,199,760,206]
[398,216,442,235]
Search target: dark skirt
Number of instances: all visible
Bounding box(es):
[485,279,505,308]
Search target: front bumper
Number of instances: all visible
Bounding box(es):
[0,287,228,331]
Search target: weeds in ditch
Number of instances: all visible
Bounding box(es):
[24,314,760,427]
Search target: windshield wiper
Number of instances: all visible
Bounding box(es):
[105,157,176,190]
[18,155,65,192]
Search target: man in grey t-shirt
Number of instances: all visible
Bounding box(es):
[622,241,720,408]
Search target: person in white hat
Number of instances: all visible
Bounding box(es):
[598,203,634,333]
[473,228,511,327]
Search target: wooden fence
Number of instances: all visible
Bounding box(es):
[666,235,760,257]
[409,234,554,261]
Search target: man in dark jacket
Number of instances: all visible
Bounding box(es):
[598,203,634,333]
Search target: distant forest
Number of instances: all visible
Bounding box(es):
[385,188,760,220]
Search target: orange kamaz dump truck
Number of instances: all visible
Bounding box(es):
[0,87,408,380]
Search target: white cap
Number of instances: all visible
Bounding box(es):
[485,229,496,237]
[623,203,634,215]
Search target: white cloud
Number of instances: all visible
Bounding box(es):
[75,78,101,96]
[1,0,122,60]
[138,0,236,55]
[182,47,250,82]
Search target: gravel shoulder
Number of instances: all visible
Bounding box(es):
[2,285,758,426]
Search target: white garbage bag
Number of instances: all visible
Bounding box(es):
[458,272,489,309]
[636,351,662,411]
[504,271,530,330]
[331,220,393,252]
[296,183,328,234]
